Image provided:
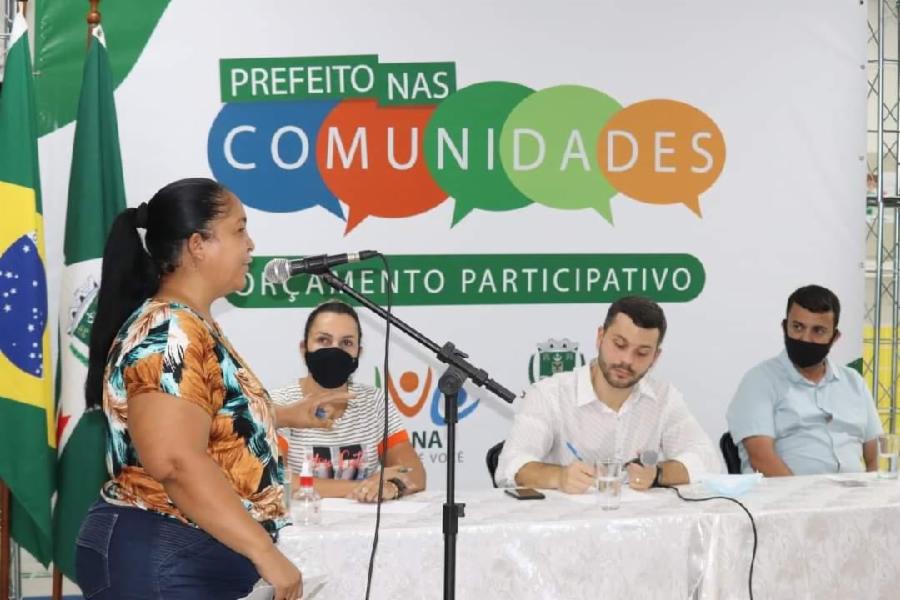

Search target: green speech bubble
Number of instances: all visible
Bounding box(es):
[424,81,535,226]
[500,85,622,223]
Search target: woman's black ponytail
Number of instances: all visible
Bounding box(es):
[85,207,158,408]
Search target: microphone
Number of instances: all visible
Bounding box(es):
[263,251,380,283]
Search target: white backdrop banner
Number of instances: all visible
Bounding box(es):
[39,1,868,489]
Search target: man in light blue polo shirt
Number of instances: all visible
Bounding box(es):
[727,285,881,475]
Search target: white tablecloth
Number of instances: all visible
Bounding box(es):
[269,474,900,600]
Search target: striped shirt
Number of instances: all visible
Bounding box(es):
[270,381,409,480]
[496,363,722,487]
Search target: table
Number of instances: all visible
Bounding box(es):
[702,474,900,599]
[268,474,900,599]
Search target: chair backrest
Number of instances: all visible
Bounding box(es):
[485,441,505,487]
[719,432,742,475]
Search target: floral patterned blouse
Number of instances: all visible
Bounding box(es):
[100,299,289,536]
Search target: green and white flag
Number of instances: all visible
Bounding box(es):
[53,24,127,579]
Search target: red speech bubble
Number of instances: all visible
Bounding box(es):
[316,99,447,233]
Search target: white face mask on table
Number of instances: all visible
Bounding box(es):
[702,473,764,497]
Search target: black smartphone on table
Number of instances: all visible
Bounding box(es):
[504,487,546,500]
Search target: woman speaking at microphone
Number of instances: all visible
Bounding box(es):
[75,178,347,600]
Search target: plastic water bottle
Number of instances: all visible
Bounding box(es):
[294,450,321,526]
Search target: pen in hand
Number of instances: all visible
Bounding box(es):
[566,441,584,462]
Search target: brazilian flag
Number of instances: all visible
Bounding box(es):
[0,12,56,566]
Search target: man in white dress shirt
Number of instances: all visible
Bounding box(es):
[496,296,721,493]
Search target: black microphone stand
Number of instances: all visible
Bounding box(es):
[318,270,515,600]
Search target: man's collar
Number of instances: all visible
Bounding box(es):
[777,350,839,384]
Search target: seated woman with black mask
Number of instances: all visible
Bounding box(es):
[271,301,426,502]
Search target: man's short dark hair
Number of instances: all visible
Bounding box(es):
[603,296,667,343]
[786,285,841,328]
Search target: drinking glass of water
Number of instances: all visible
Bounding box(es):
[878,434,900,479]
[595,458,624,510]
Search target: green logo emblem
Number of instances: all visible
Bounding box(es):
[66,276,99,366]
[528,338,586,383]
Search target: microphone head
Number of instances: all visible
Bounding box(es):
[263,258,291,284]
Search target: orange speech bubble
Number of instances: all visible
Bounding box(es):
[316,99,447,234]
[597,99,725,216]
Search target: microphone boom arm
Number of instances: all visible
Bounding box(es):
[318,271,515,403]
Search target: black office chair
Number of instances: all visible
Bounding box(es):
[485,441,505,487]
[719,432,742,475]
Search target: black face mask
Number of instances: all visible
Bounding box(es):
[782,320,836,369]
[305,347,359,388]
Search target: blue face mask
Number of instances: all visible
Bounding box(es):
[702,473,763,498]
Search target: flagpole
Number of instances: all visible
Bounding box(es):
[86,0,100,45]
[51,560,62,600]
[0,480,19,600]
[1,480,9,600]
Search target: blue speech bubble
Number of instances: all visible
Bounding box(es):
[207,100,343,217]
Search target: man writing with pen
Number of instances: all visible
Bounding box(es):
[496,296,722,493]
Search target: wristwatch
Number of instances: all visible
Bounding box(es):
[388,477,407,498]
[651,465,664,488]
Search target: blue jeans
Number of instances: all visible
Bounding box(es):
[75,500,260,599]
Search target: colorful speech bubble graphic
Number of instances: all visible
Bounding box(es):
[208,100,342,216]
[499,85,622,223]
[316,99,447,234]
[423,81,535,226]
[597,99,725,216]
